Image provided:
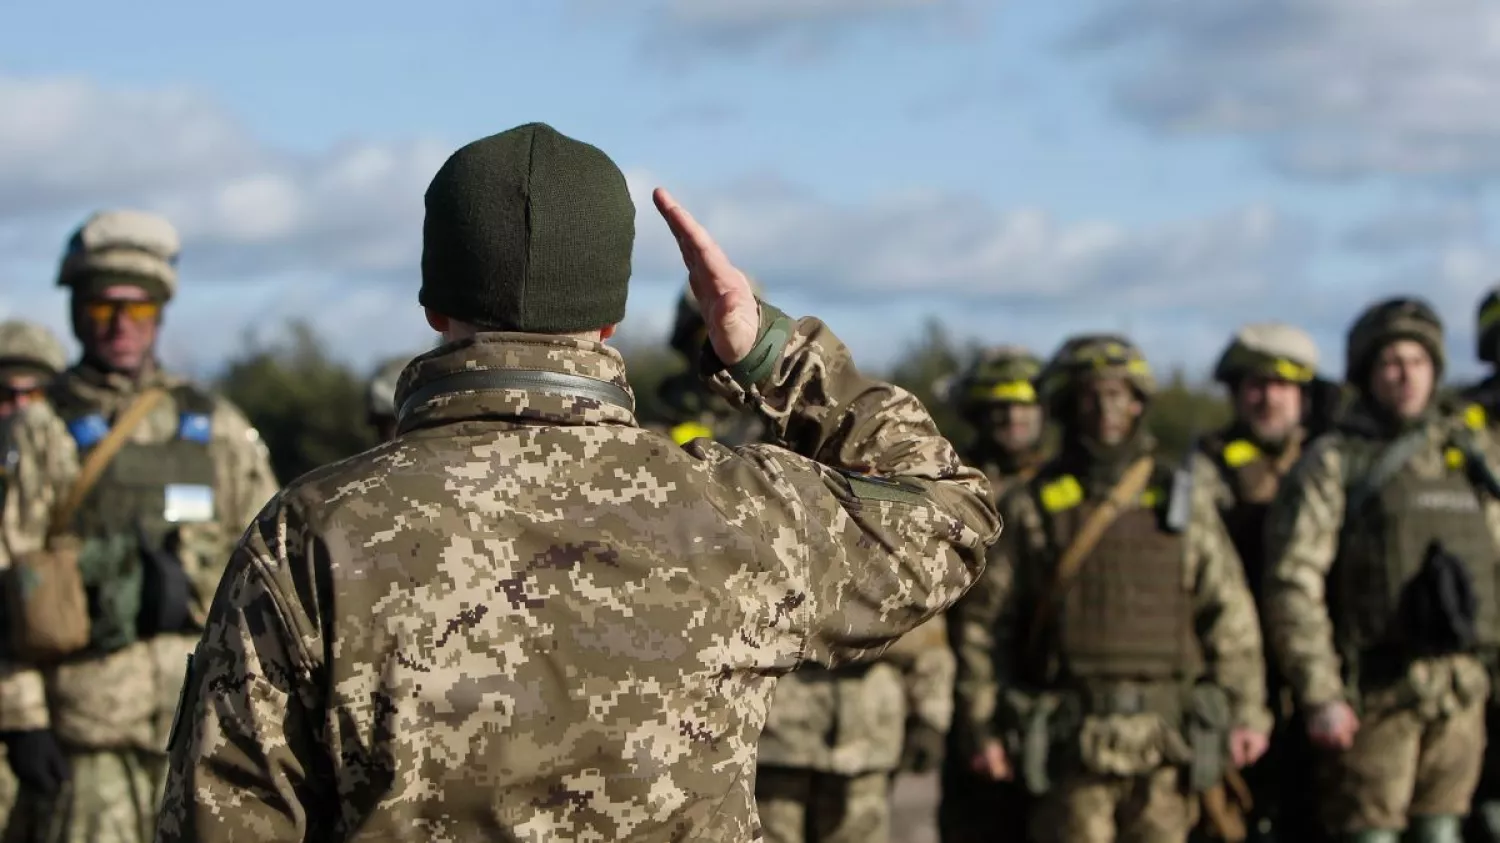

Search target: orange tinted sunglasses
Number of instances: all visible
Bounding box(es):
[83,300,161,324]
[0,384,43,403]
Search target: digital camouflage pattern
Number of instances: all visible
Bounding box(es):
[953,442,1269,839]
[1262,405,1500,832]
[0,362,277,842]
[155,314,1000,842]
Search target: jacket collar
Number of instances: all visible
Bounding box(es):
[395,334,638,433]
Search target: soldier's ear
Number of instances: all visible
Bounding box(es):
[424,307,450,334]
[600,325,617,341]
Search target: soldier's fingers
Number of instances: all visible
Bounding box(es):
[652,188,740,300]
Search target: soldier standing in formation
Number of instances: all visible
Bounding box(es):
[0,210,277,843]
[0,320,67,833]
[153,122,1000,842]
[0,322,67,422]
[956,334,1271,843]
[1264,298,1499,843]
[941,345,1049,843]
[1464,288,1500,843]
[1199,323,1325,843]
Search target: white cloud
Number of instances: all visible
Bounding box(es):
[1076,0,1500,181]
[570,0,983,58]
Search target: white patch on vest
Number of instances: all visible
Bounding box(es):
[164,483,216,523]
[1412,489,1481,513]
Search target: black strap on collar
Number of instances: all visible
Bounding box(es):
[397,368,634,422]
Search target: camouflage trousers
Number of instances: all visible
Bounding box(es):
[937,753,1031,843]
[0,749,16,839]
[1028,766,1197,843]
[1315,696,1484,833]
[5,748,164,843]
[755,768,891,843]
[1465,701,1500,842]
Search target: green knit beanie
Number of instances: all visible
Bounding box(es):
[419,123,635,332]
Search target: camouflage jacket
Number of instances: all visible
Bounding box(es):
[1262,402,1499,717]
[155,315,1000,843]
[756,615,954,775]
[954,443,1271,775]
[0,361,276,750]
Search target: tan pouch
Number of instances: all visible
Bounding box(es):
[6,535,90,663]
[4,388,166,664]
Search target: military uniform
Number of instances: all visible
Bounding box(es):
[1263,298,1497,842]
[365,354,415,443]
[1197,323,1325,843]
[955,335,1271,843]
[1463,287,1500,843]
[941,347,1050,843]
[153,123,1000,843]
[0,211,277,843]
[0,320,67,834]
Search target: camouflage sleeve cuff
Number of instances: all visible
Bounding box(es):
[1234,702,1274,735]
[697,299,792,390]
[1297,673,1348,710]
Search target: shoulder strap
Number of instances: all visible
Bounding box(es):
[1345,427,1430,515]
[47,388,169,537]
[1026,456,1155,654]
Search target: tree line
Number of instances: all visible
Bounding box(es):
[216,319,1233,486]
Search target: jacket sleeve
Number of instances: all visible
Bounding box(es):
[702,306,1001,668]
[0,406,78,732]
[1261,436,1347,708]
[154,495,327,843]
[1187,454,1272,734]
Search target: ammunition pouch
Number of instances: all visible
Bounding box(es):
[1184,682,1233,794]
[1000,688,1076,797]
[3,536,92,664]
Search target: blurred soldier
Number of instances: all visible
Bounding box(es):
[0,320,66,834]
[1264,298,1500,843]
[364,355,411,442]
[1464,288,1500,423]
[0,321,66,421]
[956,334,1272,843]
[1199,323,1324,843]
[941,345,1049,843]
[654,281,767,447]
[953,345,1050,496]
[154,123,999,842]
[0,210,277,843]
[1465,287,1500,843]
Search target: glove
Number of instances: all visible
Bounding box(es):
[137,524,194,637]
[899,721,946,774]
[1,729,70,797]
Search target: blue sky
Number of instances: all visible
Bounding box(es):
[3,0,1499,384]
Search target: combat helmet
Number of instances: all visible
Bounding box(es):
[1476,287,1500,365]
[1213,322,1320,386]
[1039,333,1155,412]
[668,275,765,359]
[1345,297,1444,384]
[0,320,68,379]
[366,355,411,420]
[57,210,181,302]
[954,345,1044,415]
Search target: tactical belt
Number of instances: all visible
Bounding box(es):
[397,369,634,422]
[1070,679,1186,721]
